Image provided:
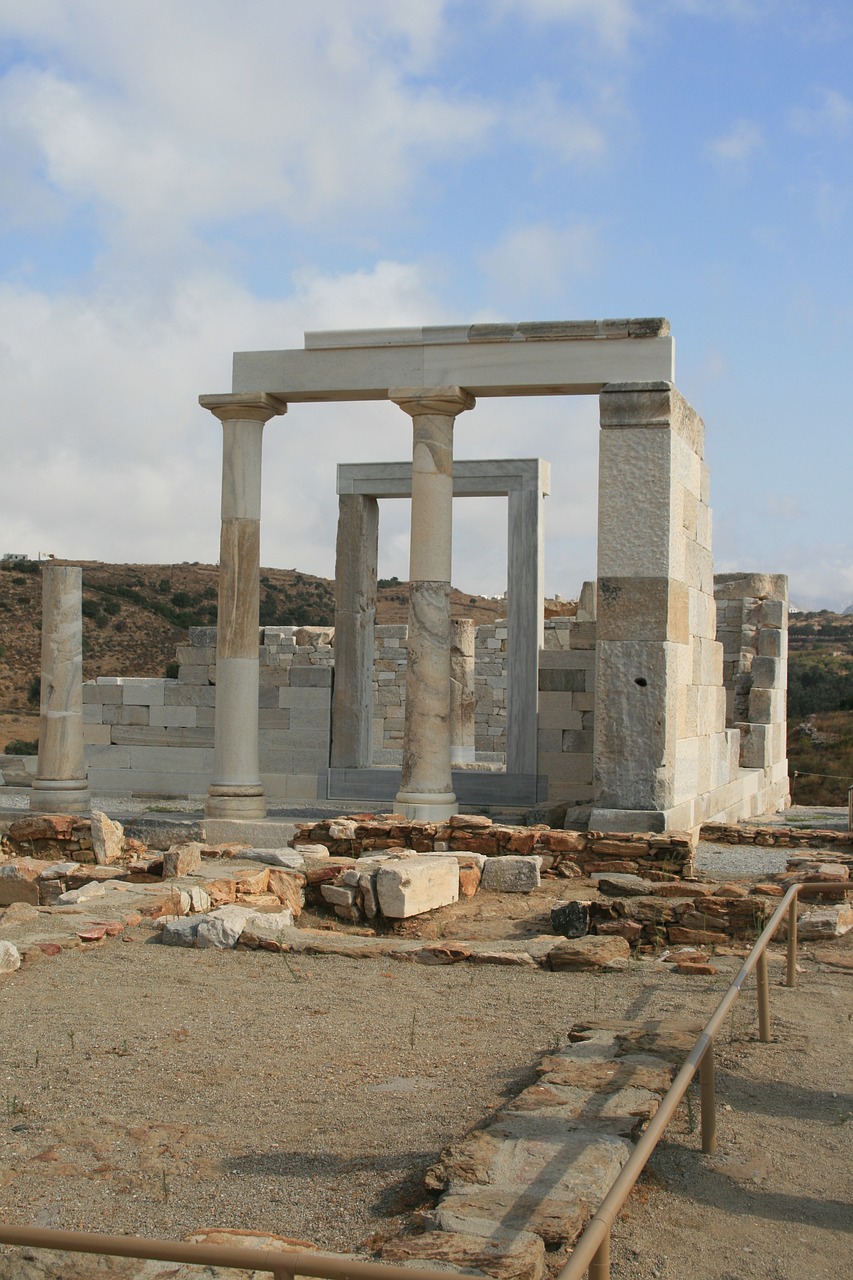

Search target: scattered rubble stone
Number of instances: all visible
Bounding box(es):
[90,810,124,865]
[481,855,542,893]
[162,843,204,878]
[548,936,631,971]
[0,940,22,973]
[551,900,590,938]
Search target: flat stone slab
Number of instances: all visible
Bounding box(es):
[383,1228,545,1280]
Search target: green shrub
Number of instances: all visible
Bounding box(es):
[5,738,38,755]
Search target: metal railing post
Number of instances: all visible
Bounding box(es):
[588,1229,610,1280]
[757,951,771,1042]
[699,1042,717,1155]
[786,891,798,988]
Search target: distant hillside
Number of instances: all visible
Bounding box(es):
[0,559,508,716]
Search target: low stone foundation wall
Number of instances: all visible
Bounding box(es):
[701,823,853,848]
[295,814,696,878]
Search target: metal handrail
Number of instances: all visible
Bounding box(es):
[557,883,800,1280]
[0,886,801,1280]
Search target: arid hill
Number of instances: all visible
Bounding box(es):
[0,559,512,721]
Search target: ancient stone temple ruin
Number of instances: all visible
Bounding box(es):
[79,320,789,831]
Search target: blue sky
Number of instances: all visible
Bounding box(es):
[0,0,850,609]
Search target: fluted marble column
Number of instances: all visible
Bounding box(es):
[200,392,287,819]
[31,564,90,813]
[390,387,475,819]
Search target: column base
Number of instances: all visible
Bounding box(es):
[205,785,267,820]
[394,789,459,822]
[30,779,91,814]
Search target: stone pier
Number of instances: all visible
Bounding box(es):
[390,387,474,819]
[329,492,379,768]
[201,392,287,819]
[31,564,90,814]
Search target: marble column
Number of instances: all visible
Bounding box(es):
[31,564,91,813]
[389,386,475,820]
[450,618,476,765]
[330,493,379,768]
[200,392,287,819]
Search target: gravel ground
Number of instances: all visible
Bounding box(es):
[0,925,850,1279]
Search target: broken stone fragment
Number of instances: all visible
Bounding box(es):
[548,936,631,971]
[0,859,53,906]
[162,842,203,878]
[90,810,124,865]
[551,900,590,938]
[481,855,542,893]
[56,881,107,905]
[0,940,22,973]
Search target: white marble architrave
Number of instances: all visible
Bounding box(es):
[390,387,475,820]
[200,392,287,819]
[31,564,91,813]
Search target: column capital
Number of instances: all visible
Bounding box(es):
[199,392,288,423]
[389,386,475,418]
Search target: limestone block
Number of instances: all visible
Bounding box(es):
[737,722,772,770]
[82,704,103,724]
[597,577,689,644]
[562,729,593,753]
[148,705,198,728]
[375,856,459,918]
[165,684,216,707]
[0,860,52,906]
[0,942,22,973]
[122,680,166,707]
[118,705,149,726]
[161,916,200,947]
[56,881,106,905]
[481,856,542,893]
[755,598,787,627]
[548,936,631,971]
[163,843,203,877]
[538,752,594,787]
[83,724,111,745]
[748,688,786,724]
[751,656,784,690]
[593,640,679,811]
[597,426,676,579]
[758,628,787,659]
[537,696,583,731]
[84,683,122,704]
[90,811,124,865]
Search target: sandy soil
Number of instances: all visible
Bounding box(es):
[0,898,850,1280]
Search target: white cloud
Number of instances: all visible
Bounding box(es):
[707,119,764,166]
[790,87,853,138]
[0,2,494,248]
[478,221,602,306]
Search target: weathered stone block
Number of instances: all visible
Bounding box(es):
[481,856,542,893]
[375,856,459,917]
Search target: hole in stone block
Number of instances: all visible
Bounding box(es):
[634,677,648,687]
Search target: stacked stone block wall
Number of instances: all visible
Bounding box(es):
[84,625,333,799]
[714,573,789,809]
[537,616,596,804]
[474,622,507,756]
